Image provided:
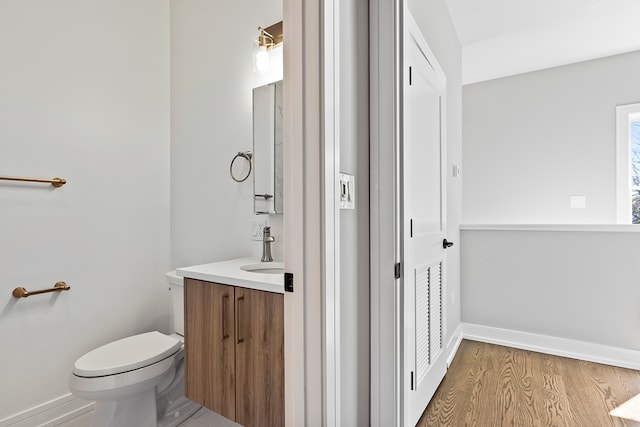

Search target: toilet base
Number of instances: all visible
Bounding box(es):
[158,396,202,427]
[92,389,157,427]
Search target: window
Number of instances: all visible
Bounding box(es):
[632,120,640,224]
[616,103,640,224]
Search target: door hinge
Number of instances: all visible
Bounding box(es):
[394,262,401,279]
[284,272,294,292]
[411,371,415,390]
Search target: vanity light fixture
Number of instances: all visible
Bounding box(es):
[255,21,283,72]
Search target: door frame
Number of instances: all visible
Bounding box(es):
[370,0,402,425]
[370,1,448,425]
[283,0,341,425]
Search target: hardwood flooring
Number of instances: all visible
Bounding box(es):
[417,340,640,427]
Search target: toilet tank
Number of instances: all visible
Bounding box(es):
[165,271,185,336]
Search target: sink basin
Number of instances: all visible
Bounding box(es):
[240,262,284,275]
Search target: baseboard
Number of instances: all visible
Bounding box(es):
[461,323,640,371]
[0,394,94,427]
[445,324,463,368]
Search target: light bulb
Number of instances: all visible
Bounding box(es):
[256,46,270,72]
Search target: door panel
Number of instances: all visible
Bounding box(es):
[235,287,285,427]
[184,279,236,420]
[401,14,448,427]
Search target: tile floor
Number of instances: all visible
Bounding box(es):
[57,406,241,427]
[180,407,242,427]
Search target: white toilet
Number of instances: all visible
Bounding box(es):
[69,272,201,427]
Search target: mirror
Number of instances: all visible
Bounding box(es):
[253,80,284,214]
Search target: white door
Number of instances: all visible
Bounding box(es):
[401,11,448,427]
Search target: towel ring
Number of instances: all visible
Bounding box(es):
[230,151,252,182]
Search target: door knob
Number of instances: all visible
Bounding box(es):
[443,239,454,249]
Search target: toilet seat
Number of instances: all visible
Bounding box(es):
[69,332,182,401]
[73,331,181,377]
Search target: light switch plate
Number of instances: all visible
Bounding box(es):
[339,173,355,209]
[251,220,266,241]
[570,195,586,209]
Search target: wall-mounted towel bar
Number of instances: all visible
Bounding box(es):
[13,282,71,298]
[0,175,67,188]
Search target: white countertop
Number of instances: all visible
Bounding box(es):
[176,257,284,294]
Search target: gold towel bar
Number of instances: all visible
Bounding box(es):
[13,282,71,298]
[0,175,66,188]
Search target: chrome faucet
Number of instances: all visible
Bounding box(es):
[261,226,275,262]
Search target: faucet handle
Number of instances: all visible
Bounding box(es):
[262,226,275,242]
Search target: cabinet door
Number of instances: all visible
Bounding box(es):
[235,287,284,427]
[184,279,236,420]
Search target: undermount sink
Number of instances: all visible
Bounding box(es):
[240,262,284,275]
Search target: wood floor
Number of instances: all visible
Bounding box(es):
[417,340,640,427]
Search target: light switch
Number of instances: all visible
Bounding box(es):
[339,173,355,210]
[570,195,586,209]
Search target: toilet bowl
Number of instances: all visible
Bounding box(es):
[69,272,201,427]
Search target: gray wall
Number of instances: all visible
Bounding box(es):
[339,0,370,425]
[461,51,640,355]
[461,229,640,350]
[463,50,640,224]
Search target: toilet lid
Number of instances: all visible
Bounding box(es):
[73,331,181,377]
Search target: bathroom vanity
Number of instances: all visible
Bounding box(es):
[176,258,284,427]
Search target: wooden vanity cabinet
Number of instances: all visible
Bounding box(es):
[184,278,284,427]
[184,279,236,419]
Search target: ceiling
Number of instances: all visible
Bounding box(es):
[444,0,640,84]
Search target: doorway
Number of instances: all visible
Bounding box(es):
[370,3,450,426]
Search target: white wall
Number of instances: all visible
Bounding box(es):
[409,0,463,346]
[463,50,640,224]
[339,0,370,424]
[461,228,640,350]
[0,0,170,419]
[171,0,283,269]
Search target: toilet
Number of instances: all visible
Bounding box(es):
[69,272,201,427]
